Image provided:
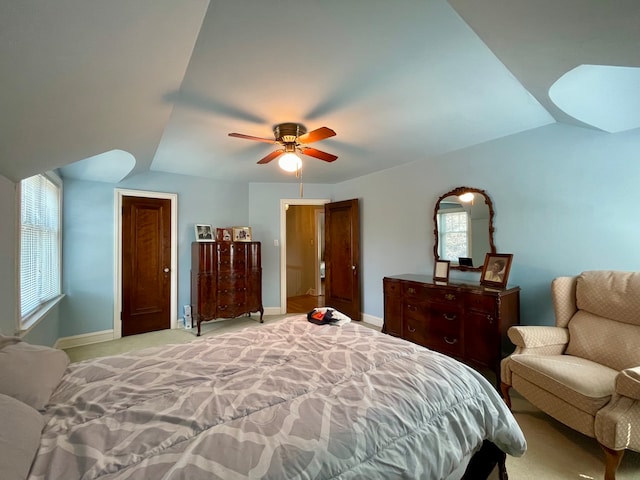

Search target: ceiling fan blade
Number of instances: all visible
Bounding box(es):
[299,147,338,162]
[229,132,275,144]
[297,127,336,144]
[257,149,284,164]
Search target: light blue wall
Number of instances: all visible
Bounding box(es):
[25,121,640,341]
[332,122,640,326]
[248,183,333,309]
[60,171,249,337]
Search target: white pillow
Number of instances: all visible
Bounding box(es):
[0,337,70,410]
[0,393,44,480]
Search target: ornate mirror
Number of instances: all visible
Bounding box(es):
[433,186,495,272]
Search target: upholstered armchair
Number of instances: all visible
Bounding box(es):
[500,270,640,480]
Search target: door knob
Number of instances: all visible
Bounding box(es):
[163,267,170,273]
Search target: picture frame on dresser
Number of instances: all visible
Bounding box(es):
[433,260,450,282]
[215,227,233,242]
[233,226,252,242]
[480,253,513,288]
[194,224,213,242]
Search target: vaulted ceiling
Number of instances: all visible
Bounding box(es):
[1,1,638,184]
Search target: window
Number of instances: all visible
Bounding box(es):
[19,173,62,326]
[437,210,469,261]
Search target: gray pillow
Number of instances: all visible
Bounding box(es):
[0,339,70,410]
[0,393,45,480]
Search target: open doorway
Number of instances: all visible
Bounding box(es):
[280,198,329,313]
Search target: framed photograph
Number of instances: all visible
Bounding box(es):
[215,227,233,242]
[233,226,252,242]
[195,224,213,242]
[433,260,450,282]
[480,253,513,288]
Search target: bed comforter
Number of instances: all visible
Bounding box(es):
[30,315,526,479]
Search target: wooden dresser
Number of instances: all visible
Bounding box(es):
[383,274,520,383]
[191,242,263,336]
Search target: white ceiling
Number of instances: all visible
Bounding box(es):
[1,0,638,184]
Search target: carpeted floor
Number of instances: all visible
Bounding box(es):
[64,314,640,479]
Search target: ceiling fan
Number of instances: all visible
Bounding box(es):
[228,122,337,170]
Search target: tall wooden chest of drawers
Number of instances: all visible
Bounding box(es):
[191,242,263,336]
[383,274,520,382]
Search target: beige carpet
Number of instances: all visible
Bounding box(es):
[64,315,640,479]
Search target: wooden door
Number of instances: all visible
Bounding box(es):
[324,198,361,321]
[121,196,171,336]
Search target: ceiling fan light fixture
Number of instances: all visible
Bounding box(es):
[459,192,475,203]
[278,152,302,172]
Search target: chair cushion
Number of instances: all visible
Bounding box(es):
[509,354,617,415]
[565,311,640,371]
[576,270,640,326]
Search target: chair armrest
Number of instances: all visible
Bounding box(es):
[616,366,640,400]
[508,326,569,348]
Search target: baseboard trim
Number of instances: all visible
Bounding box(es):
[362,313,383,328]
[55,330,114,350]
[264,306,281,316]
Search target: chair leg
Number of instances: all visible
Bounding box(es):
[500,382,512,410]
[600,444,624,480]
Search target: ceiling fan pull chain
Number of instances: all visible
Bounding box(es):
[298,163,303,198]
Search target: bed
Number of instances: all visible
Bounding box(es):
[1,313,526,480]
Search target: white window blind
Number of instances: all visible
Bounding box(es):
[20,174,61,321]
[437,210,469,261]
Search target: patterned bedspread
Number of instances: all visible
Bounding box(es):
[30,315,526,479]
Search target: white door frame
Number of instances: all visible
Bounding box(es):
[279,198,330,313]
[113,189,178,339]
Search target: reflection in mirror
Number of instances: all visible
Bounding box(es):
[433,187,495,271]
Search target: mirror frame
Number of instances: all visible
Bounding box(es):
[433,186,496,272]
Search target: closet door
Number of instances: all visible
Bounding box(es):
[324,199,361,321]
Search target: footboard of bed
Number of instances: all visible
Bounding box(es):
[461,440,508,480]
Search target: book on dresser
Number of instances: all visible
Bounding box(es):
[191,241,264,336]
[382,274,520,385]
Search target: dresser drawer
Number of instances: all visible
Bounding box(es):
[404,316,428,346]
[426,332,462,357]
[218,259,246,272]
[403,301,429,320]
[384,278,402,295]
[218,273,247,287]
[402,282,430,299]
[463,292,497,313]
[217,288,247,305]
[429,302,462,324]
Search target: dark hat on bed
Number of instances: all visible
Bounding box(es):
[307,308,334,325]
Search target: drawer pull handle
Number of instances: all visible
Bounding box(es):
[444,294,456,301]
[444,337,457,345]
[408,325,416,333]
[486,314,494,324]
[408,288,416,294]
[443,313,457,321]
[407,304,417,312]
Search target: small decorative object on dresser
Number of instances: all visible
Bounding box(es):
[233,226,252,242]
[382,274,520,385]
[480,253,513,288]
[215,227,233,242]
[194,224,213,241]
[433,260,450,282]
